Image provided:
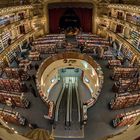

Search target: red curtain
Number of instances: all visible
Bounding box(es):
[49,8,65,33]
[49,8,92,33]
[74,8,92,33]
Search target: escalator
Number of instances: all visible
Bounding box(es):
[66,82,72,127]
[54,84,66,122]
[58,85,68,124]
[72,84,79,122]
[53,78,84,137]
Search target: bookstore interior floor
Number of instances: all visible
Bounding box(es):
[1,47,139,140]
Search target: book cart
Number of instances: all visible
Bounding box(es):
[0,108,26,125]
[112,109,140,128]
[19,59,32,71]
[28,51,40,61]
[108,60,121,69]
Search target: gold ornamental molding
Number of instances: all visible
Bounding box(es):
[108,4,140,13]
[0,5,33,16]
[0,28,43,60]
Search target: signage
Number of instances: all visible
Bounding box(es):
[63,59,76,63]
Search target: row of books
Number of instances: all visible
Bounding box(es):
[108,60,122,68]
[0,78,27,92]
[0,108,26,125]
[112,78,140,93]
[32,34,64,54]
[28,51,41,61]
[111,67,139,80]
[110,91,140,109]
[4,67,29,81]
[33,39,63,45]
[112,109,140,127]
[0,91,30,108]
[33,45,56,54]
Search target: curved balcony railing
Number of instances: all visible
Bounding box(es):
[36,52,104,106]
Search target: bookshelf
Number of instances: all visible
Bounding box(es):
[0,91,30,108]
[130,31,140,51]
[111,67,139,80]
[1,31,11,48]
[108,60,121,68]
[0,108,26,125]
[112,78,140,93]
[112,109,140,127]
[4,67,29,81]
[110,92,140,109]
[0,78,27,92]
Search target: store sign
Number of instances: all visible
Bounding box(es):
[63,59,76,63]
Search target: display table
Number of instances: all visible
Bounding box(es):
[103,51,114,60]
[117,55,124,62]
[0,108,26,125]
[19,59,31,71]
[108,60,121,68]
[28,51,40,61]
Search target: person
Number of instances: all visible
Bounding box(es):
[8,38,12,45]
[31,75,36,84]
[28,123,38,129]
[34,63,39,71]
[80,45,84,53]
[29,84,37,97]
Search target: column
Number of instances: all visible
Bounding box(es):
[124,27,130,39]
[92,4,97,34]
[43,2,49,34]
[124,11,127,21]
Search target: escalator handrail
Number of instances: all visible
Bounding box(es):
[77,80,84,123]
[66,82,72,124]
[54,83,66,122]
[69,83,73,123]
[75,83,81,122]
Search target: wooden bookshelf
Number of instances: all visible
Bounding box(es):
[0,108,26,125]
[112,109,140,127]
[110,92,140,109]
